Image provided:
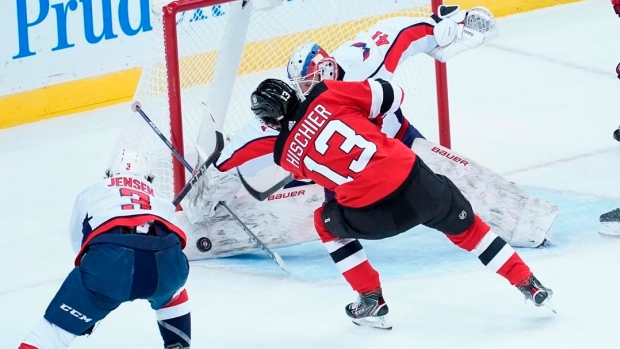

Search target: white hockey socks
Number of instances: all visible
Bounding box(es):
[20,317,76,349]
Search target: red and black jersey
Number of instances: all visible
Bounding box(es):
[274,79,417,208]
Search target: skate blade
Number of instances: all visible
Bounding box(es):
[541,299,557,314]
[599,222,620,237]
[351,315,392,330]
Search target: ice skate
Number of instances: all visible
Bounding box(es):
[599,208,620,237]
[345,287,392,330]
[516,274,556,313]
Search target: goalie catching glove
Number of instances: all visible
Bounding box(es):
[429,5,499,62]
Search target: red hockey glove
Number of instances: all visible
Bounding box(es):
[613,0,620,17]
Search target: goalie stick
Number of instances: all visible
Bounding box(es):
[237,169,294,201]
[132,101,289,273]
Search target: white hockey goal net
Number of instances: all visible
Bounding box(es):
[116,0,449,200]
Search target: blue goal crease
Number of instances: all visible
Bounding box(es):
[191,188,618,282]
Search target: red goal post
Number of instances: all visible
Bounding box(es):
[122,0,450,200]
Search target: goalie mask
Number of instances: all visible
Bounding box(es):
[287,43,338,96]
[251,78,300,132]
[105,149,154,182]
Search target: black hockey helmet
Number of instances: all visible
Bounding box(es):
[251,78,300,131]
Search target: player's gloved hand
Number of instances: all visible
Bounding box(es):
[613,0,620,17]
[429,5,498,62]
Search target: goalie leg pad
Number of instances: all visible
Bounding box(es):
[411,138,558,247]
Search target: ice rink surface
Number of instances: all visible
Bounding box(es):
[2,0,620,347]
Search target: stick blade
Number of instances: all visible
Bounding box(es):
[273,252,290,274]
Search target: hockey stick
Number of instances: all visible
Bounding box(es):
[172,144,223,207]
[218,202,289,273]
[237,169,294,201]
[132,101,289,273]
[131,101,225,206]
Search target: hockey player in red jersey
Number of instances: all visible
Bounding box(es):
[186,5,559,258]
[19,151,191,349]
[250,78,554,329]
[217,4,498,173]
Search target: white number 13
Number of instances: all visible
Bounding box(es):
[303,120,377,185]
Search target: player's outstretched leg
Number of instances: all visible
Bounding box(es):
[416,165,555,310]
[314,207,392,330]
[445,214,554,309]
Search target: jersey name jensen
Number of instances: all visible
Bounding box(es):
[107,176,155,196]
[286,104,332,169]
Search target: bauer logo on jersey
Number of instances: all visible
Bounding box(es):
[350,42,370,61]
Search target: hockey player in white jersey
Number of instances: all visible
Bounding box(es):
[19,151,191,349]
[183,5,558,260]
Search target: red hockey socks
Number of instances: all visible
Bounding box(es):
[156,288,191,348]
[446,215,532,285]
[314,207,381,293]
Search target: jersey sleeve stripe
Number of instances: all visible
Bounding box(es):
[370,23,435,78]
[367,79,384,119]
[217,136,277,172]
[377,79,404,115]
[376,79,395,115]
[384,23,435,73]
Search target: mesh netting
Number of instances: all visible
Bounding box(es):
[115,0,442,200]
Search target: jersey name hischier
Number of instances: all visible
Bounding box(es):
[107,176,155,196]
[285,104,332,169]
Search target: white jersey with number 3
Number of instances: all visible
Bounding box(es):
[69,175,186,264]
